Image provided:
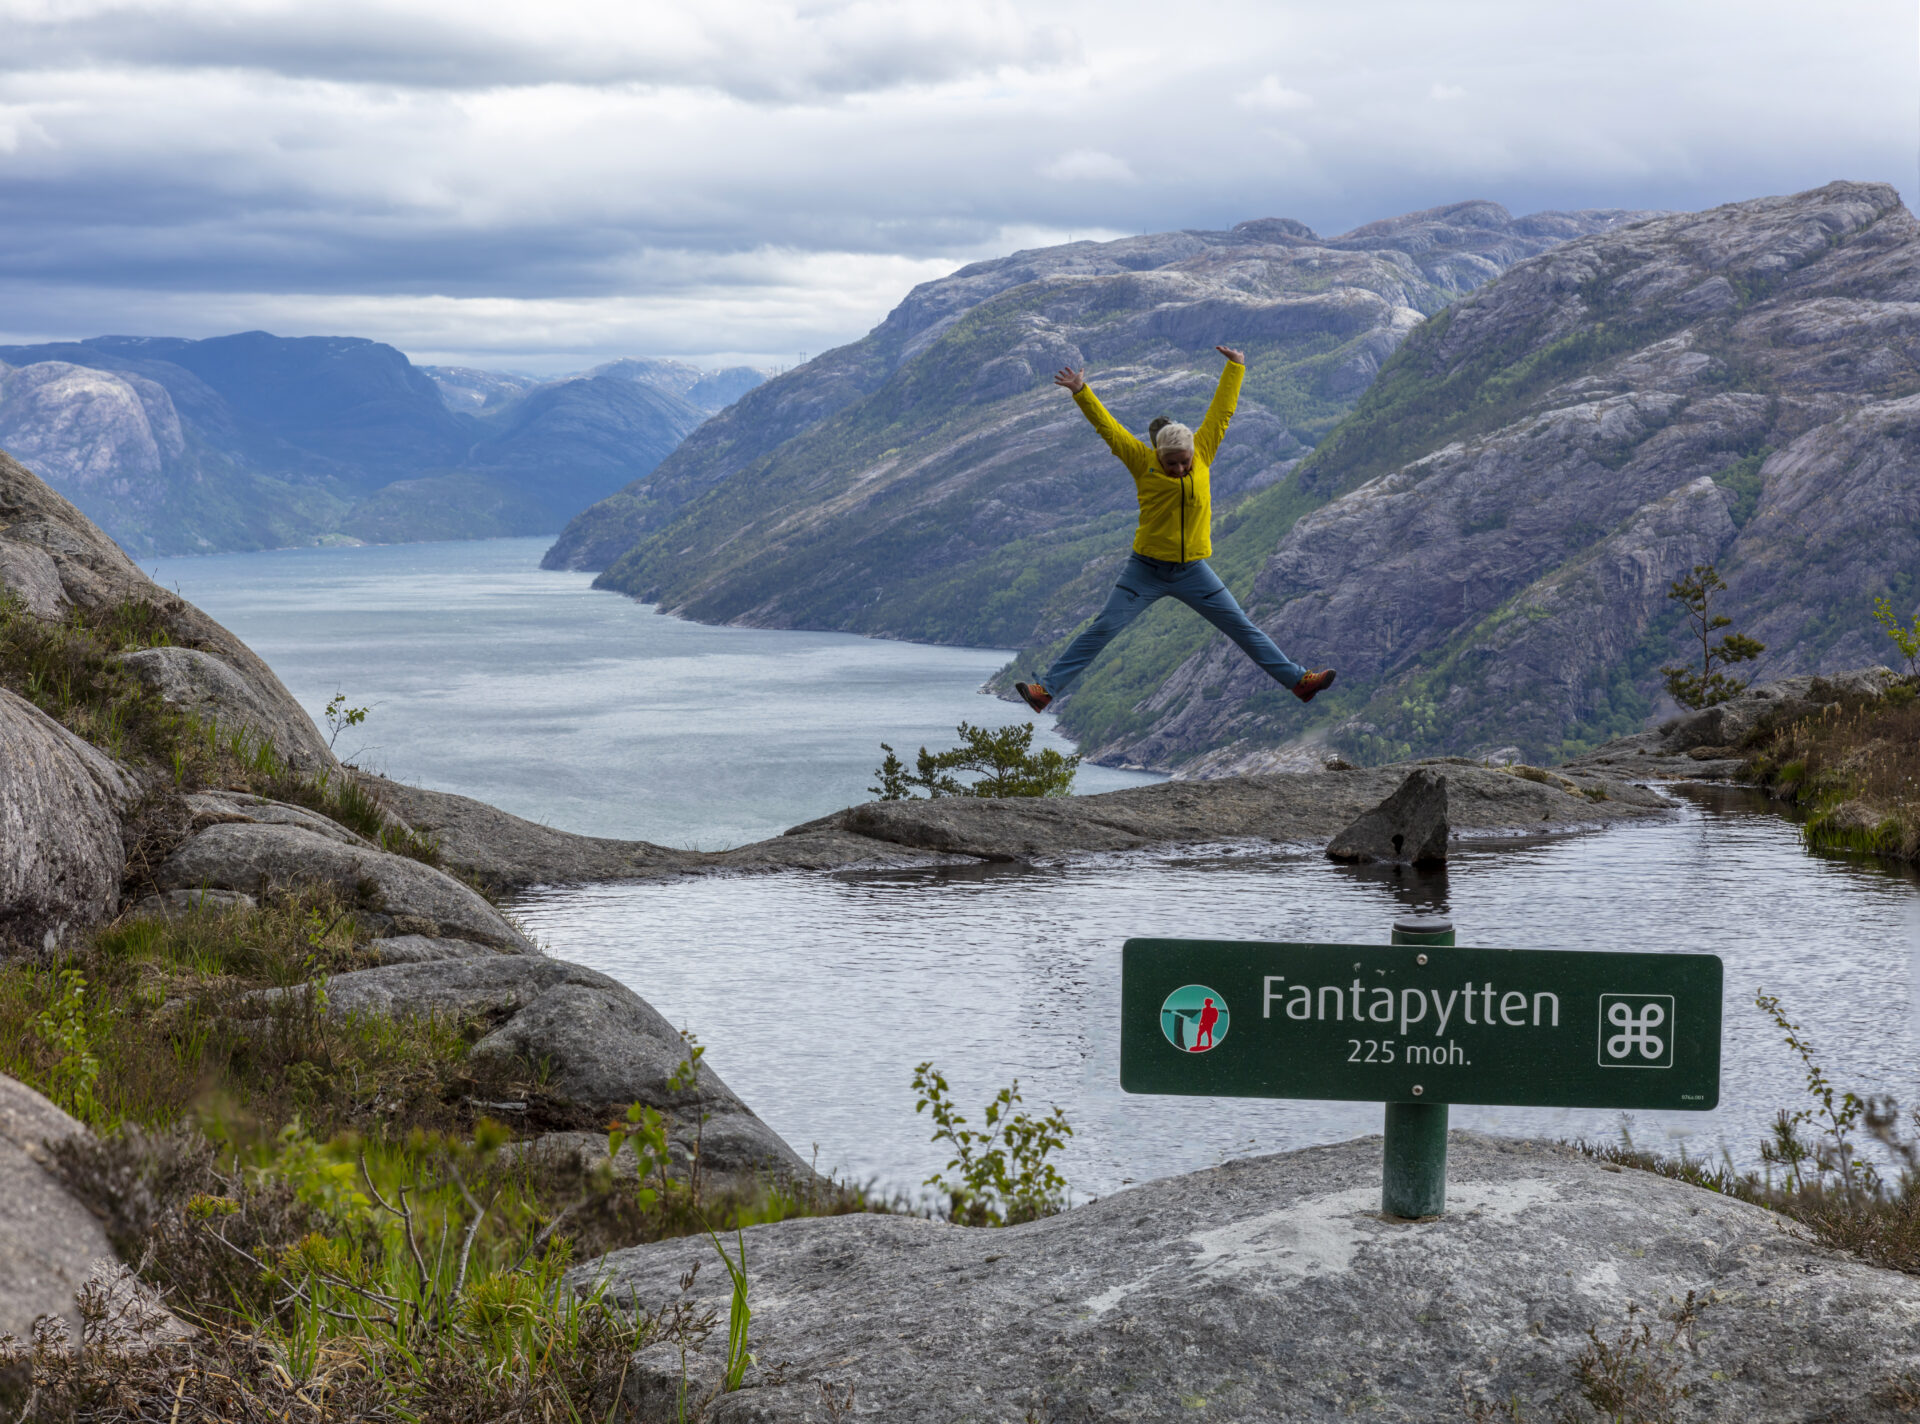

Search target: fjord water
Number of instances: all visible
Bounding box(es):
[149,540,1918,1202]
[147,537,1156,848]
[516,790,1920,1200]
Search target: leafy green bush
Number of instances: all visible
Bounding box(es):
[871,721,1078,800]
[911,1062,1073,1226]
[1872,594,1920,678]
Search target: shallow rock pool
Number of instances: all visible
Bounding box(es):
[513,786,1920,1201]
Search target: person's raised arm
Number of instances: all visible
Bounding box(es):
[1195,345,1245,464]
[1056,365,1151,473]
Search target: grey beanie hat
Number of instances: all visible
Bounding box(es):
[1154,421,1195,454]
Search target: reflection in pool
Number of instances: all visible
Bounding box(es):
[513,786,1920,1200]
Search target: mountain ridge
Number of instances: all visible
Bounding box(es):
[546,199,1653,657]
[0,333,764,554]
[1059,180,1920,773]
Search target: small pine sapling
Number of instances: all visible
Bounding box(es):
[869,721,1079,801]
[1661,563,1764,710]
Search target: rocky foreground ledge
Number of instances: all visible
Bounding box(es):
[579,1133,1920,1422]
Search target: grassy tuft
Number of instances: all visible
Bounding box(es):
[0,590,439,870]
[1745,678,1920,865]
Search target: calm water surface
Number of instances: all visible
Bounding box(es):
[148,540,1920,1203]
[514,789,1920,1200]
[146,538,1157,848]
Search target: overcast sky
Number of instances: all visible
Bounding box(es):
[0,0,1912,372]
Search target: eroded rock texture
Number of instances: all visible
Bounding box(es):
[578,1134,1920,1423]
[1326,767,1450,864]
[0,1074,118,1340]
[1114,181,1920,770]
[297,957,809,1180]
[0,689,131,946]
[153,819,535,952]
[0,449,335,771]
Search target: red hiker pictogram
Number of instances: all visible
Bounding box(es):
[1193,997,1219,1052]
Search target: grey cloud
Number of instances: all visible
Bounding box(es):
[1,2,1077,100]
[0,0,1907,367]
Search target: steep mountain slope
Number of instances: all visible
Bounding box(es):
[547,201,1650,651]
[0,334,725,553]
[1066,181,1920,773]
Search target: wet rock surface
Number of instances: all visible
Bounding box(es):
[1326,767,1450,864]
[0,688,133,947]
[579,1133,1920,1423]
[786,761,1663,867]
[364,760,1669,891]
[308,957,809,1181]
[154,820,535,951]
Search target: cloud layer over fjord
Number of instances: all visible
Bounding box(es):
[0,0,1910,370]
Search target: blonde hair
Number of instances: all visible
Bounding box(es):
[1153,421,1194,454]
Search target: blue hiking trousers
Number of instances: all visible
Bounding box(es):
[1040,553,1306,696]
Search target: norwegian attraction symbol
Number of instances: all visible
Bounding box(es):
[1598,993,1674,1069]
[1160,984,1229,1053]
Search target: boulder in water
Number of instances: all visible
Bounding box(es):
[1325,766,1449,865]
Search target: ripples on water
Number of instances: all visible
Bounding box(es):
[515,786,1920,1200]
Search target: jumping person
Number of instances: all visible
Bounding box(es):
[1014,346,1335,713]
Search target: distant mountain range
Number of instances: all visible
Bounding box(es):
[549,184,1920,773]
[0,334,764,554]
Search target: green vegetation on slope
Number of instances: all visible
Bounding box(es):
[594,268,1456,653]
[1748,678,1920,864]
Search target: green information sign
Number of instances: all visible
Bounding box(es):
[1121,939,1722,1110]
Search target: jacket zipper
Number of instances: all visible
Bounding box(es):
[1179,475,1188,562]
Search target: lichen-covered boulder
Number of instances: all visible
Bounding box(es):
[0,448,335,773]
[153,821,534,952]
[0,537,68,619]
[578,1133,1920,1422]
[0,1074,118,1341]
[117,647,334,772]
[309,956,810,1182]
[0,689,132,947]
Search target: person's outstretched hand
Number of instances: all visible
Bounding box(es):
[1215,345,1245,366]
[1054,366,1086,393]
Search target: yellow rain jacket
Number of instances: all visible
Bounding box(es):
[1072,360,1242,563]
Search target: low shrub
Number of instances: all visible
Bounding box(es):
[1746,679,1920,865]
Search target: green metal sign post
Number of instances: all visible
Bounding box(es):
[1121,918,1722,1219]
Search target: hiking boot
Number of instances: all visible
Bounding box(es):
[1015,681,1052,713]
[1292,669,1336,703]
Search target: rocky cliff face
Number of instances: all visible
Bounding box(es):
[0,334,721,554]
[547,201,1649,650]
[1064,181,1920,772]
